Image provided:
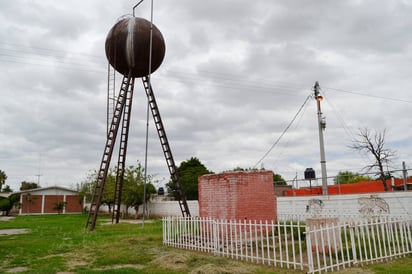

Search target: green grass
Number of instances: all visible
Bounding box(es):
[0,214,412,273]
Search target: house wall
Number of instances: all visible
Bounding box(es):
[19,191,83,215]
[21,194,42,214]
[65,195,83,213]
[43,195,63,213]
[198,171,277,221]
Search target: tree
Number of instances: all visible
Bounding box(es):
[76,174,96,213]
[0,194,19,216]
[20,181,40,191]
[0,197,12,215]
[0,170,7,191]
[334,171,373,184]
[101,169,116,213]
[81,169,116,213]
[273,173,287,185]
[166,157,213,200]
[1,185,12,193]
[122,163,156,218]
[350,128,396,191]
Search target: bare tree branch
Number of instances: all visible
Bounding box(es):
[350,128,396,191]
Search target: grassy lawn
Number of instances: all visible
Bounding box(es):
[0,214,411,273]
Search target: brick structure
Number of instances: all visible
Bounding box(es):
[198,170,277,221]
[16,186,83,215]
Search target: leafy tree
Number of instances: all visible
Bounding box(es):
[101,169,116,213]
[1,185,12,193]
[0,197,12,215]
[20,181,40,191]
[334,171,373,185]
[166,157,213,200]
[76,180,93,205]
[0,170,7,191]
[350,128,396,191]
[122,163,156,218]
[3,194,20,215]
[80,169,116,213]
[273,173,287,185]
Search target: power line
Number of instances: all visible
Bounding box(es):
[324,86,412,104]
[271,92,311,165]
[0,42,102,60]
[2,42,412,105]
[253,92,313,168]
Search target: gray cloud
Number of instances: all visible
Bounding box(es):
[1,1,411,191]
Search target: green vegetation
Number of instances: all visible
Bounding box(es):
[273,173,287,185]
[78,163,157,216]
[0,214,411,273]
[0,169,7,191]
[19,181,41,190]
[334,170,373,184]
[166,157,212,200]
[0,194,19,216]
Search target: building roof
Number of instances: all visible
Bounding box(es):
[12,186,78,195]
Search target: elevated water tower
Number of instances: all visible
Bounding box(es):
[85,8,190,231]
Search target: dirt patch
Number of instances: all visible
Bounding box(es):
[5,266,30,273]
[0,217,15,222]
[66,259,89,269]
[102,219,155,225]
[93,264,145,271]
[0,229,30,236]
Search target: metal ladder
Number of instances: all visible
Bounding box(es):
[107,63,116,137]
[85,73,133,231]
[142,76,191,217]
[112,77,135,224]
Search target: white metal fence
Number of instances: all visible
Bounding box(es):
[162,216,412,273]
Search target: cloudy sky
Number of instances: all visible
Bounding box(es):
[1,0,412,192]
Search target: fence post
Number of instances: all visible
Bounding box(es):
[349,223,357,266]
[306,225,314,273]
[213,219,218,256]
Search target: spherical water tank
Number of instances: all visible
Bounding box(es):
[105,16,165,78]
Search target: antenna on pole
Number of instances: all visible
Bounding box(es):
[314,81,328,195]
[131,0,155,228]
[36,153,42,186]
[142,0,155,229]
[133,0,145,16]
[35,174,42,185]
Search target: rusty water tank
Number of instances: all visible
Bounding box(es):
[105,16,166,78]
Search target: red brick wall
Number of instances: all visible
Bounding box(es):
[198,170,277,221]
[65,195,83,213]
[19,193,83,214]
[21,194,42,214]
[44,195,64,213]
